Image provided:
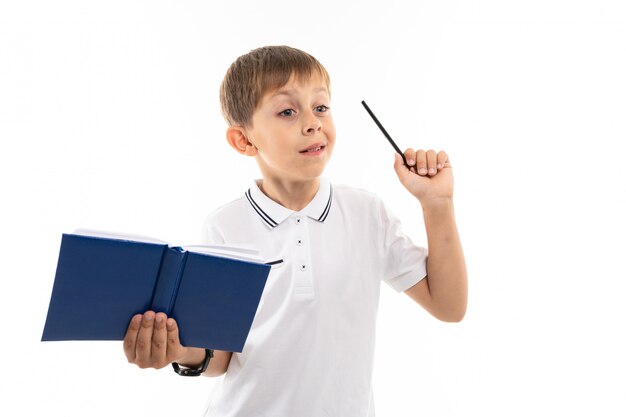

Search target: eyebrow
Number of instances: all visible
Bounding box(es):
[270,87,328,98]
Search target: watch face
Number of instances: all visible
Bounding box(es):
[181,368,201,376]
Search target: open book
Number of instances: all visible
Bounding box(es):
[42,229,276,352]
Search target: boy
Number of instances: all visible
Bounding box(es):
[123,45,467,416]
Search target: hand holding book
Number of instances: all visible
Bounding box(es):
[123,311,191,369]
[42,229,276,352]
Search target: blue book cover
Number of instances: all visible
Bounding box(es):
[42,232,272,352]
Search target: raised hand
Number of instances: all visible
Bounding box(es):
[393,149,454,206]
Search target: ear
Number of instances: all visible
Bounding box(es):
[226,126,258,156]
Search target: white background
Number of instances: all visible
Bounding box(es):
[1,0,625,416]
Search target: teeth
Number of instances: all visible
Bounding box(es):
[308,147,321,152]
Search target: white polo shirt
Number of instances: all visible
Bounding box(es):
[202,177,427,417]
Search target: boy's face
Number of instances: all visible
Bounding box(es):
[244,72,335,184]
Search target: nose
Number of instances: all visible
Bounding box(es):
[302,112,322,135]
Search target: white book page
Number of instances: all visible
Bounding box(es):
[72,229,263,263]
[73,228,168,244]
[182,245,263,263]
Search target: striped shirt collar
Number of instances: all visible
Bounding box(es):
[245,177,333,229]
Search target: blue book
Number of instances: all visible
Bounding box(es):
[42,230,274,352]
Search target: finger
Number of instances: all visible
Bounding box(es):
[165,317,185,363]
[426,149,437,176]
[134,310,156,368]
[405,148,417,173]
[437,151,450,169]
[403,148,416,173]
[415,150,427,176]
[151,312,169,368]
[403,148,416,165]
[123,314,143,363]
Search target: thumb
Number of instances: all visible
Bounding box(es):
[393,153,410,183]
[165,318,186,361]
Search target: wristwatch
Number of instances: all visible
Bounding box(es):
[172,349,214,376]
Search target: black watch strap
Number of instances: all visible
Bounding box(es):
[172,349,214,377]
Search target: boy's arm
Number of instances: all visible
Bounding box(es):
[123,311,232,377]
[404,199,467,322]
[393,151,468,322]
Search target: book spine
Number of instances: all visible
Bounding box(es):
[150,247,189,315]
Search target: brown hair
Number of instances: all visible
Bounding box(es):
[219,45,331,127]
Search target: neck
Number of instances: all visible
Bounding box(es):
[259,176,321,211]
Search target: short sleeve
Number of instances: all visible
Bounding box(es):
[377,198,428,293]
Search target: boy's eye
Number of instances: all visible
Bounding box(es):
[315,105,329,112]
[279,109,295,117]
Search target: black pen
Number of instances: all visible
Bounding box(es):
[361,100,409,168]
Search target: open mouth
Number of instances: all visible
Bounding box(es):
[299,144,326,154]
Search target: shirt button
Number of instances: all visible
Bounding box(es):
[299,263,307,271]
[296,238,303,246]
[295,217,302,225]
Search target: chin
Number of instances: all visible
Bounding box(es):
[300,164,329,180]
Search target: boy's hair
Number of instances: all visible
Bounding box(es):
[220,45,331,127]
